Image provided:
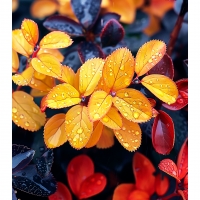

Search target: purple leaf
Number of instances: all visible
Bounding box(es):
[100,19,125,47]
[93,12,121,35]
[12,188,17,200]
[148,53,174,79]
[12,165,57,197]
[71,0,102,30]
[78,41,105,63]
[43,15,84,36]
[12,144,35,174]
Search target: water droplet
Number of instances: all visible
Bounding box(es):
[167,101,171,105]
[123,142,129,148]
[25,122,30,127]
[135,139,138,142]
[148,59,153,63]
[124,113,128,117]
[30,79,34,84]
[19,115,24,119]
[120,65,124,70]
[102,117,109,122]
[149,81,153,84]
[135,131,139,135]
[97,180,102,185]
[122,127,126,131]
[124,92,129,97]
[94,113,100,119]
[46,69,50,73]
[12,108,17,113]
[96,103,101,107]
[133,112,139,119]
[110,72,113,76]
[177,99,184,104]
[15,120,18,123]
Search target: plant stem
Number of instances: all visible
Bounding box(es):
[167,0,188,56]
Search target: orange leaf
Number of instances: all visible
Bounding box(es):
[79,58,105,96]
[30,89,48,97]
[141,74,178,104]
[113,88,152,123]
[12,66,34,86]
[96,76,110,93]
[133,152,156,195]
[30,0,58,19]
[44,113,66,148]
[40,95,48,112]
[46,83,81,109]
[12,49,19,73]
[66,105,93,149]
[21,19,39,46]
[49,182,72,200]
[158,159,180,182]
[39,31,73,49]
[73,68,80,91]
[155,174,169,196]
[38,48,64,62]
[96,126,114,149]
[128,190,150,200]
[85,121,104,148]
[33,71,46,80]
[12,29,34,57]
[12,91,46,131]
[67,154,94,197]
[31,53,62,78]
[133,0,144,8]
[103,48,134,91]
[29,73,55,92]
[114,117,141,151]
[135,40,166,76]
[100,107,122,130]
[113,183,135,200]
[58,65,75,85]
[88,91,112,121]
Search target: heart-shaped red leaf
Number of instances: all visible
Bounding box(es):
[78,173,107,199]
[162,78,188,110]
[113,184,135,200]
[177,138,188,180]
[152,110,175,155]
[183,174,188,189]
[148,53,174,79]
[133,152,156,195]
[158,159,180,182]
[48,182,72,200]
[67,155,94,197]
[155,173,169,196]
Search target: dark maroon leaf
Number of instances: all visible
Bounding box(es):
[43,15,84,36]
[152,110,175,155]
[12,144,35,174]
[12,165,57,196]
[148,53,174,79]
[36,149,53,178]
[78,41,105,63]
[71,0,101,30]
[93,12,121,35]
[125,10,150,34]
[102,41,126,56]
[174,0,188,22]
[162,79,188,110]
[12,188,17,200]
[183,59,188,67]
[100,19,124,47]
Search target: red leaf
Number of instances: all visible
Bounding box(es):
[48,182,72,200]
[67,155,94,197]
[148,98,156,107]
[177,138,188,180]
[113,184,135,200]
[155,173,169,196]
[78,173,107,199]
[152,110,175,155]
[178,189,188,200]
[162,79,188,110]
[183,174,188,189]
[158,159,180,182]
[40,95,47,112]
[128,190,150,200]
[133,152,156,195]
[148,53,174,79]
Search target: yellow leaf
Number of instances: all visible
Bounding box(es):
[30,89,48,97]
[12,91,46,131]
[12,66,34,86]
[33,71,46,80]
[21,19,39,46]
[58,65,75,85]
[96,76,110,93]
[135,40,166,76]
[12,49,19,73]
[113,88,152,123]
[85,121,104,148]
[100,107,122,130]
[46,83,81,109]
[88,91,112,122]
[31,53,62,78]
[30,0,58,19]
[44,113,67,148]
[38,48,64,62]
[96,126,114,149]
[114,117,141,151]
[39,31,73,49]
[141,74,178,104]
[103,48,134,91]
[12,29,34,57]
[29,73,55,92]
[65,105,93,149]
[79,58,105,96]
[73,68,80,91]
